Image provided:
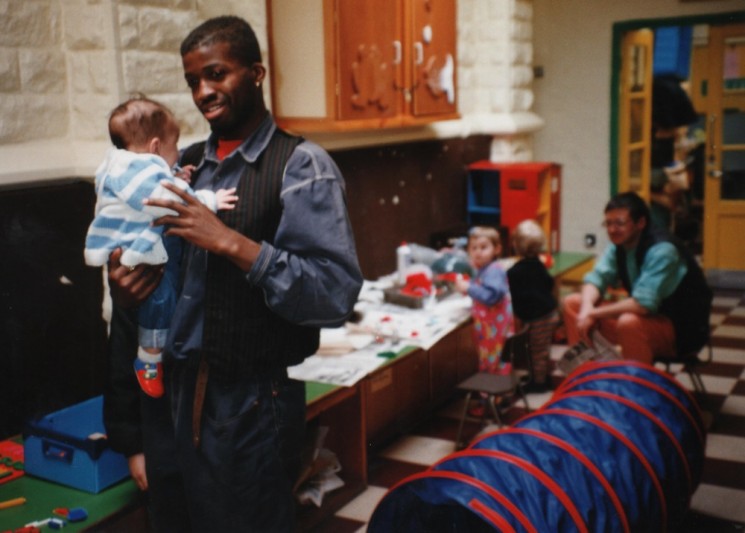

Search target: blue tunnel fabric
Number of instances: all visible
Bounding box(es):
[433,450,587,533]
[559,361,705,437]
[557,367,706,488]
[368,470,537,532]
[471,428,628,533]
[515,408,666,532]
[545,392,692,527]
[368,361,705,532]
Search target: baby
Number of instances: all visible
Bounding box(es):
[85,96,237,397]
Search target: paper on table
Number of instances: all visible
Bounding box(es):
[315,327,375,356]
[288,348,388,387]
[289,291,473,386]
[353,294,472,350]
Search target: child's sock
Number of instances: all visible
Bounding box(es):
[134,347,164,398]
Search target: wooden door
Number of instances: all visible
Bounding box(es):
[618,29,654,200]
[409,0,457,117]
[335,0,401,121]
[703,23,745,271]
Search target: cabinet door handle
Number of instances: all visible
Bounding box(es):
[393,40,402,65]
[414,42,424,65]
[708,113,717,154]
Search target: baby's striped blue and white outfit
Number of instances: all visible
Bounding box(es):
[84,148,218,352]
[85,148,217,268]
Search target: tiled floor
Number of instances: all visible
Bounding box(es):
[312,289,745,532]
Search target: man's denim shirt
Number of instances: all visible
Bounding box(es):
[167,114,363,361]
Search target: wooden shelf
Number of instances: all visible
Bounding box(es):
[466,161,562,252]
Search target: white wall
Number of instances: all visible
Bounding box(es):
[532,0,741,253]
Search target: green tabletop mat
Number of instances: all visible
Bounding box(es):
[0,473,140,531]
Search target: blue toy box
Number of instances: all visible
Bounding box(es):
[23,396,130,493]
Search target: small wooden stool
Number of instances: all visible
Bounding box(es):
[454,328,532,450]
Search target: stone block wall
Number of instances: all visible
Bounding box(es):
[0,0,261,148]
[0,0,263,183]
[0,1,69,143]
[457,0,538,161]
[458,0,533,116]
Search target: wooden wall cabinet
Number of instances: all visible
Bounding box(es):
[267,0,458,132]
[363,348,429,445]
[363,366,398,443]
[364,322,477,448]
[429,322,477,408]
[300,385,367,529]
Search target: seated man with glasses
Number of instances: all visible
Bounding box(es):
[562,191,711,364]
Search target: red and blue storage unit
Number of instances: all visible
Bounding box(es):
[466,161,561,253]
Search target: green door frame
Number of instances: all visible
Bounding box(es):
[609,10,745,195]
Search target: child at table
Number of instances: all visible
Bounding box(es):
[455,226,514,375]
[84,96,237,398]
[507,219,559,392]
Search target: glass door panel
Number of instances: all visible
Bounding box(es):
[703,23,745,270]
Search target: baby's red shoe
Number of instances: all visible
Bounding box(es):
[134,358,164,398]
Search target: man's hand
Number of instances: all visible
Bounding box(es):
[107,248,164,308]
[576,309,596,344]
[146,182,260,271]
[575,283,601,344]
[127,453,148,491]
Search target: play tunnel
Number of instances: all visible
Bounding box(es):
[368,361,705,532]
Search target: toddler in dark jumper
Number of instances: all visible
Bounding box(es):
[507,220,559,392]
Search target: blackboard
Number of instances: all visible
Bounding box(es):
[0,178,108,439]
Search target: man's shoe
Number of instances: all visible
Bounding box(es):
[134,359,164,398]
[591,331,622,361]
[557,341,595,375]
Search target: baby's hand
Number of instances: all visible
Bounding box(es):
[174,164,197,183]
[216,187,239,210]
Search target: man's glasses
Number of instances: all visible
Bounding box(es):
[601,218,630,228]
